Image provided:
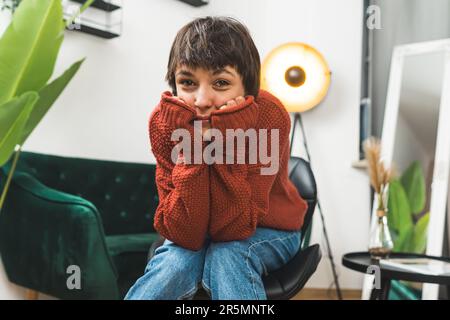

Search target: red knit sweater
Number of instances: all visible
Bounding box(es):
[149,89,308,251]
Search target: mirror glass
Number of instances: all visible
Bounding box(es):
[390,50,447,295]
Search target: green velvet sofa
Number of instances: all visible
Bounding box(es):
[0,151,160,299]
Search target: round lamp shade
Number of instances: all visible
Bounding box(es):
[261,42,331,113]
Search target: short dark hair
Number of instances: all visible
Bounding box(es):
[165,16,261,97]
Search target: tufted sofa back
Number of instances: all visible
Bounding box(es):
[13,152,159,236]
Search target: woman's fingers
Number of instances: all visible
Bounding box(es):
[227,100,237,108]
[235,96,245,104]
[218,96,245,110]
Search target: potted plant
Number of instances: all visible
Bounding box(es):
[364,136,430,299]
[363,137,395,259]
[0,0,93,212]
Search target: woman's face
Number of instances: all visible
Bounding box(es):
[174,65,246,117]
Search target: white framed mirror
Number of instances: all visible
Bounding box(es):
[363,38,450,300]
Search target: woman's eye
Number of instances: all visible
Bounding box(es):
[215,80,230,88]
[179,79,195,86]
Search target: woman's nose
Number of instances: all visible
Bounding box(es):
[194,89,215,115]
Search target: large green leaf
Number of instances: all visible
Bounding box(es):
[393,225,414,252]
[387,179,413,234]
[410,212,429,254]
[400,161,426,216]
[0,91,38,166]
[0,0,64,105]
[19,58,85,144]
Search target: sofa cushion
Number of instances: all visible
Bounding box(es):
[106,233,159,256]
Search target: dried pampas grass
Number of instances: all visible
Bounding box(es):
[363,137,396,209]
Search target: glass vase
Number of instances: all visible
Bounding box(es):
[368,209,394,259]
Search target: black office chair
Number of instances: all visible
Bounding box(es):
[147,156,321,300]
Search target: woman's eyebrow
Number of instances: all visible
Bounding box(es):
[212,68,235,77]
[175,70,194,77]
[176,68,235,77]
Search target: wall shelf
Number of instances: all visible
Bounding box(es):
[71,0,121,12]
[66,24,120,39]
[65,0,122,39]
[178,0,209,7]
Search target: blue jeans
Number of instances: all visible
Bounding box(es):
[124,227,301,300]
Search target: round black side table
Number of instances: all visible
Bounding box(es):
[342,252,450,300]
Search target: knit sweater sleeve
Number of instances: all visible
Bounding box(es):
[208,91,291,242]
[149,99,210,251]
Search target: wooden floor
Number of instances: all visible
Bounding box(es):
[32,288,363,300]
[291,288,362,300]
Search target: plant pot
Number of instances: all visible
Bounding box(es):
[368,209,394,259]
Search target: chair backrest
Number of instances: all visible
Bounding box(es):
[287,157,317,245]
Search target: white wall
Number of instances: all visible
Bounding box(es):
[1,0,370,297]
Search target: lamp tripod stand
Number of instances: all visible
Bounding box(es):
[290,112,343,300]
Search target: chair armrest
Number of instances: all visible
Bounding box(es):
[0,170,119,299]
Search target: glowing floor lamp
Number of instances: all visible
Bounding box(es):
[261,42,342,299]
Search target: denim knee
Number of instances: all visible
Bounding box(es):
[202,229,302,300]
[202,240,267,300]
[125,240,207,300]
